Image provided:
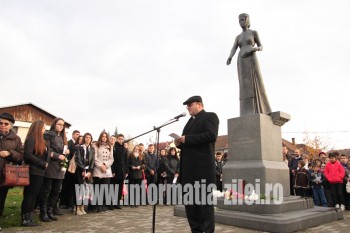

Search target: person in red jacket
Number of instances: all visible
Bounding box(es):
[324,152,346,211]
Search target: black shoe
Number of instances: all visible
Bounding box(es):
[47,208,58,221]
[21,213,36,227]
[21,219,35,227]
[53,208,64,216]
[29,213,40,226]
[39,209,51,222]
[39,215,51,222]
[114,205,122,209]
[47,214,57,220]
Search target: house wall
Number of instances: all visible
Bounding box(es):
[13,121,52,143]
[0,105,54,126]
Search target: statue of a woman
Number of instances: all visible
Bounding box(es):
[227,13,271,116]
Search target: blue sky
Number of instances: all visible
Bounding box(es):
[1,0,349,149]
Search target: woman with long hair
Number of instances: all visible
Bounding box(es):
[21,120,48,226]
[74,132,95,215]
[163,147,180,205]
[128,145,145,207]
[38,118,69,222]
[93,131,114,212]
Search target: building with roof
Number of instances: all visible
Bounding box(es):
[0,103,71,142]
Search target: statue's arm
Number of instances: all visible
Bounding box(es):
[252,30,263,52]
[226,36,239,65]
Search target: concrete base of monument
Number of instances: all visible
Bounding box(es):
[174,197,343,233]
[216,196,314,214]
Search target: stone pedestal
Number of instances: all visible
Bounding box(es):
[223,113,290,197]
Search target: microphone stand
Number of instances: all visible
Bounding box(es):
[124,117,182,233]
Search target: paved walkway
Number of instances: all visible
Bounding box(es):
[4,205,350,233]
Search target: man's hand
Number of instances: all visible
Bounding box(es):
[178,136,185,144]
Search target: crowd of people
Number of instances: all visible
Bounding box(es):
[0,113,182,227]
[1,110,349,229]
[283,146,350,211]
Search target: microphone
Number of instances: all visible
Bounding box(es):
[173,112,187,119]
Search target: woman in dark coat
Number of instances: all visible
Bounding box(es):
[0,113,24,218]
[38,118,69,222]
[162,147,180,205]
[21,120,48,226]
[164,147,180,185]
[128,145,145,207]
[74,132,95,215]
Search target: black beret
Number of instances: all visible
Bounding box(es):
[0,112,15,124]
[183,95,203,105]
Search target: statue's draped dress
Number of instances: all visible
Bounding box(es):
[237,30,271,116]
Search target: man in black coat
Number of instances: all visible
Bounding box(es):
[175,95,219,233]
[111,134,128,209]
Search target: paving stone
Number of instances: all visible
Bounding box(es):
[4,205,350,232]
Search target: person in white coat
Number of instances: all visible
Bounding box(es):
[93,131,114,212]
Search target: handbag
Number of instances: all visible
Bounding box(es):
[3,162,30,187]
[122,181,128,196]
[68,155,76,173]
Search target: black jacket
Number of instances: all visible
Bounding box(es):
[0,130,24,184]
[164,155,180,178]
[178,110,219,185]
[111,143,128,180]
[128,156,145,180]
[75,144,95,174]
[145,153,159,175]
[215,160,225,177]
[24,136,48,176]
[44,131,66,179]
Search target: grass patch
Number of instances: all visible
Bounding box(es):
[1,187,23,229]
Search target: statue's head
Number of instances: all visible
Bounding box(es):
[239,13,250,28]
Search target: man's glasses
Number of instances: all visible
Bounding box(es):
[0,122,10,126]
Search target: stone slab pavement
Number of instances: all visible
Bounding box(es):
[3,205,350,233]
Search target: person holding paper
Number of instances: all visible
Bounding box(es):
[165,147,180,185]
[175,95,219,233]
